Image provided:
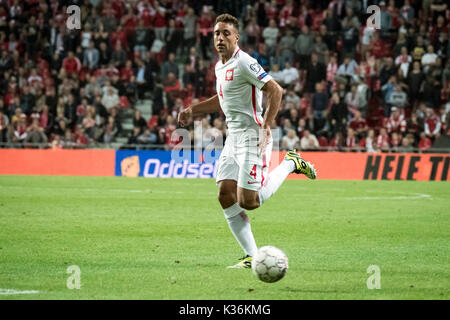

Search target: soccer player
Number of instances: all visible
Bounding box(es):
[178,14,317,268]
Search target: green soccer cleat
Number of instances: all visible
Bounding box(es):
[227,255,252,269]
[285,149,317,179]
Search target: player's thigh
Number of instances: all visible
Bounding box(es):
[236,137,273,206]
[236,137,273,191]
[215,138,239,185]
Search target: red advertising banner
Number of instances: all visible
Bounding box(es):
[273,152,450,181]
[0,149,115,176]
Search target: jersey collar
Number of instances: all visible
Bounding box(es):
[233,46,241,57]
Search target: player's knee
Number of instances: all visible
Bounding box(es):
[218,190,235,208]
[238,198,260,211]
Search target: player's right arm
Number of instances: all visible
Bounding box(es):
[178,94,221,127]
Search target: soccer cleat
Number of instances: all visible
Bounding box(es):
[285,149,317,179]
[227,255,252,269]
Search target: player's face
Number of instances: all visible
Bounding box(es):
[214,22,239,57]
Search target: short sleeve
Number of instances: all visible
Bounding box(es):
[238,56,273,90]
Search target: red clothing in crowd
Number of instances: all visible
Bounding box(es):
[425,114,441,136]
[418,136,432,150]
[164,79,180,93]
[370,38,386,58]
[349,118,368,132]
[110,29,128,49]
[140,7,154,26]
[153,9,167,28]
[122,14,138,36]
[265,4,278,21]
[62,56,81,74]
[198,14,214,36]
[377,133,390,148]
[385,113,407,133]
[112,0,126,19]
[120,66,134,82]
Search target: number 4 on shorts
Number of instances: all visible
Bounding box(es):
[250,164,257,179]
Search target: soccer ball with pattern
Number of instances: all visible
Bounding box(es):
[252,246,288,283]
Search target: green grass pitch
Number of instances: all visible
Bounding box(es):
[0,175,449,300]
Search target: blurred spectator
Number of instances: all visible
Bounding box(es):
[182,7,197,57]
[305,53,326,92]
[101,86,120,111]
[398,136,414,153]
[418,131,432,150]
[377,127,390,149]
[245,17,261,47]
[424,108,442,139]
[295,25,313,68]
[311,35,329,65]
[0,109,9,143]
[133,110,147,131]
[341,7,360,55]
[345,85,359,114]
[395,46,412,78]
[279,62,299,88]
[83,40,99,70]
[276,28,296,67]
[300,129,319,150]
[421,45,438,74]
[269,64,284,83]
[311,82,328,130]
[128,126,141,145]
[336,55,358,88]
[345,127,357,150]
[379,1,393,39]
[365,129,376,153]
[137,127,158,145]
[326,54,338,91]
[327,91,347,137]
[161,53,179,82]
[385,107,407,134]
[62,51,81,75]
[263,18,279,57]
[282,128,300,151]
[198,9,214,60]
[349,110,368,140]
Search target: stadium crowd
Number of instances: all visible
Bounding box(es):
[0,0,449,152]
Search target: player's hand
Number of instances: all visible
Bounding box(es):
[177,108,193,127]
[258,125,272,157]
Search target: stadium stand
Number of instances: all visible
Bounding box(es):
[0,0,449,152]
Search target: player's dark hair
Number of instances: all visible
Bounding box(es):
[215,14,239,31]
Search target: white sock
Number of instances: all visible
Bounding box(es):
[258,159,295,205]
[223,203,258,257]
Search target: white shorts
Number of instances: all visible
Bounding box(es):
[215,128,272,191]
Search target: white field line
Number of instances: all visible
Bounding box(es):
[0,288,40,295]
[0,185,212,194]
[343,193,432,200]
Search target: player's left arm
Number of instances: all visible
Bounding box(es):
[261,79,283,129]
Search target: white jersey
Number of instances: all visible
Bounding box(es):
[215,47,273,134]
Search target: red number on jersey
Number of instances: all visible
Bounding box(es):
[250,164,257,179]
[219,84,223,99]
